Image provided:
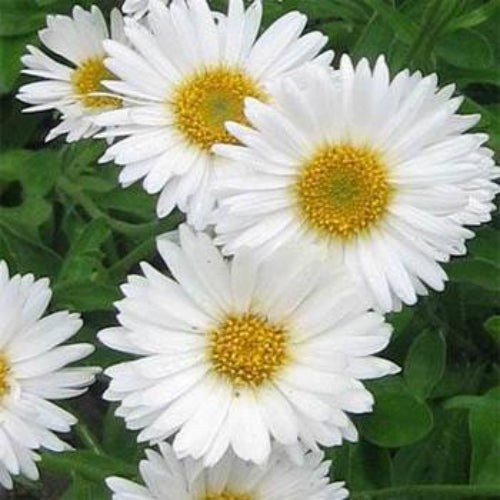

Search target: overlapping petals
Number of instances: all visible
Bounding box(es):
[0,262,98,489]
[213,58,499,312]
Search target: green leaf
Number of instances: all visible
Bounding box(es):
[78,174,115,194]
[446,258,500,292]
[450,66,500,87]
[35,0,71,5]
[387,305,416,338]
[325,445,350,485]
[0,196,52,237]
[58,219,111,283]
[52,282,120,312]
[394,408,469,485]
[0,100,45,150]
[0,0,47,36]
[444,0,500,33]
[360,378,434,448]
[469,228,500,269]
[406,0,463,68]
[64,219,111,256]
[61,475,110,500]
[62,139,107,177]
[0,34,36,94]
[445,393,500,412]
[437,29,494,69]
[102,405,144,462]
[351,15,400,63]
[347,441,393,490]
[484,316,500,345]
[41,450,136,483]
[93,185,157,222]
[261,0,363,24]
[327,0,372,22]
[320,20,357,53]
[404,330,446,400]
[470,387,500,485]
[0,148,61,235]
[433,364,486,400]
[361,0,418,44]
[31,1,95,13]
[0,148,61,194]
[0,220,61,277]
[59,206,88,247]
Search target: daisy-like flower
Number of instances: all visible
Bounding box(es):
[17,6,125,143]
[0,262,98,489]
[107,442,349,500]
[99,225,398,466]
[95,0,332,229]
[213,57,499,312]
[122,0,168,18]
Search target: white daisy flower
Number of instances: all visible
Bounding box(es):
[0,261,98,489]
[107,442,349,500]
[17,6,126,143]
[212,57,500,312]
[95,0,333,229]
[122,0,169,18]
[99,225,398,466]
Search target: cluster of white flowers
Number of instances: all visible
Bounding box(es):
[3,0,497,497]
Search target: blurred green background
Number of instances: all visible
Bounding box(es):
[0,0,499,498]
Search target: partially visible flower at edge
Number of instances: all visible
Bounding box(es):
[0,261,99,489]
[17,6,126,143]
[107,442,349,500]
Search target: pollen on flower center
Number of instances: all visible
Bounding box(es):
[208,313,289,387]
[296,143,392,240]
[71,57,121,109]
[172,66,267,151]
[203,492,253,500]
[0,353,11,400]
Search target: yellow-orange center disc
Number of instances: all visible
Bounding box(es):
[296,143,392,240]
[172,66,266,151]
[209,313,289,387]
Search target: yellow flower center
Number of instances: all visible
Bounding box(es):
[71,57,121,109]
[204,492,253,500]
[172,66,267,151]
[209,313,289,387]
[296,143,392,240]
[0,353,10,400]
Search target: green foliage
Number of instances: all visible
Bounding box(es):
[42,451,135,483]
[0,0,498,499]
[360,378,434,448]
[469,387,500,486]
[404,329,446,401]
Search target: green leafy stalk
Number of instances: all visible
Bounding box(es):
[57,176,159,236]
[350,484,500,499]
[75,422,105,457]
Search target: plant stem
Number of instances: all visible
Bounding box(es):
[406,0,462,68]
[108,237,156,278]
[57,176,159,236]
[350,484,500,499]
[423,297,447,333]
[41,451,136,482]
[108,211,184,278]
[75,422,105,457]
